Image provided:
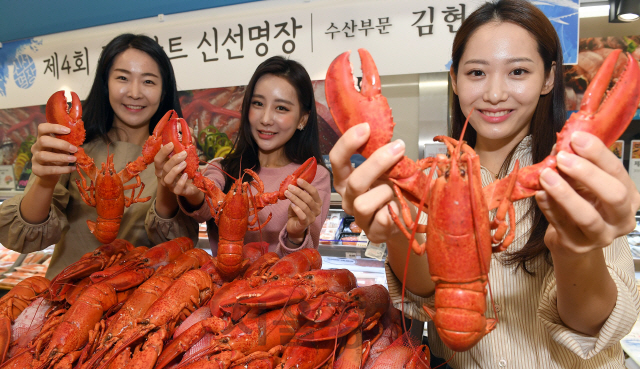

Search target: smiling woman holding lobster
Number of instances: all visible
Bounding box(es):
[328,0,640,368]
[0,34,198,279]
[155,56,331,258]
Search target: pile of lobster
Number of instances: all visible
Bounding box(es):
[0,239,430,369]
[325,47,640,352]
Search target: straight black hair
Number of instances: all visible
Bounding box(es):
[83,33,182,144]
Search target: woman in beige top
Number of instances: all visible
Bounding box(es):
[328,0,640,368]
[0,34,198,279]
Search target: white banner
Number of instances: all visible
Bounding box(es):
[0,0,578,109]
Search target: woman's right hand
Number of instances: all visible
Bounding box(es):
[329,123,407,244]
[154,142,204,207]
[31,123,78,183]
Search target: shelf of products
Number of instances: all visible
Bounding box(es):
[628,215,640,273]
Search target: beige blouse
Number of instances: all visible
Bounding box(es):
[386,136,640,368]
[0,139,199,279]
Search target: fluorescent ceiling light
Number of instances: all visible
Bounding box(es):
[580,4,610,17]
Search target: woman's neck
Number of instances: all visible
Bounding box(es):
[109,123,150,146]
[474,134,526,174]
[259,148,291,168]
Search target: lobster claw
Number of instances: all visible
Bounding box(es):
[236,283,311,308]
[296,285,389,342]
[558,49,640,153]
[251,157,318,209]
[298,294,343,323]
[295,307,362,342]
[46,90,85,147]
[276,157,317,196]
[325,49,395,158]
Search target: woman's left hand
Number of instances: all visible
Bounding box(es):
[536,131,640,255]
[285,179,323,242]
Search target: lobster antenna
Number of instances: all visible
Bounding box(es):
[455,108,474,158]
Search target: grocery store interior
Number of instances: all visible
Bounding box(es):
[1,0,640,367]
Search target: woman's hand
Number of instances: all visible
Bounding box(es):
[30,123,78,184]
[153,142,204,207]
[285,179,323,242]
[536,131,632,336]
[537,131,640,255]
[328,123,407,244]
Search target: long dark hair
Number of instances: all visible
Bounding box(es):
[221,56,325,192]
[83,33,182,144]
[450,0,565,274]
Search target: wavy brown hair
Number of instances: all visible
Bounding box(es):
[450,0,566,274]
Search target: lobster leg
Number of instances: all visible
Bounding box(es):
[122,178,151,207]
[0,315,11,364]
[120,110,177,184]
[75,173,97,207]
[488,161,519,251]
[125,328,167,369]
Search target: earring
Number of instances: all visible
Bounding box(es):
[298,125,304,131]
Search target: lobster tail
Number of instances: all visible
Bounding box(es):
[424,279,497,352]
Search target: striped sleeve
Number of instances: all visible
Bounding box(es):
[385,259,434,322]
[537,236,640,359]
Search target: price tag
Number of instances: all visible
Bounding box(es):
[365,242,387,261]
[0,165,15,190]
[631,140,640,192]
[356,231,369,248]
[345,252,359,259]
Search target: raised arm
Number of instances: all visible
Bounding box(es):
[537,131,640,336]
[329,123,435,296]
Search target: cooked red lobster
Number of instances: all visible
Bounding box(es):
[325,48,640,352]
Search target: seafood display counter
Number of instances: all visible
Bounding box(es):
[0,245,52,290]
[0,194,54,291]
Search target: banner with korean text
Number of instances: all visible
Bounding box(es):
[0,0,578,109]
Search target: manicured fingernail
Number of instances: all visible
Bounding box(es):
[181,173,188,180]
[288,184,295,191]
[571,131,590,148]
[285,190,291,197]
[388,139,405,155]
[355,123,369,136]
[179,161,187,168]
[536,190,548,202]
[540,168,559,186]
[61,127,70,134]
[68,156,76,162]
[178,151,187,158]
[556,151,575,168]
[68,145,77,153]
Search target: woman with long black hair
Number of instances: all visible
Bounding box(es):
[0,33,198,279]
[157,56,331,256]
